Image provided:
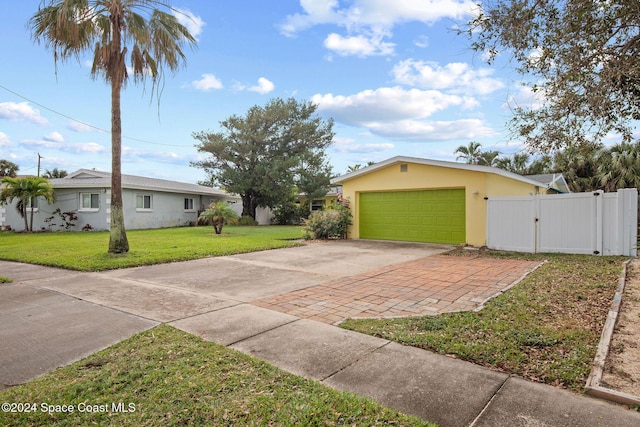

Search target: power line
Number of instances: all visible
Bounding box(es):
[0,83,191,148]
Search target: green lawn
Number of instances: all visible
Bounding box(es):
[0,325,433,427]
[0,226,303,271]
[341,250,624,392]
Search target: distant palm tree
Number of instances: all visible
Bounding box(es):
[527,155,552,175]
[495,153,531,174]
[43,168,68,179]
[198,201,239,234]
[30,0,197,253]
[552,142,602,191]
[477,150,500,167]
[0,176,55,231]
[347,164,362,173]
[455,141,482,164]
[598,142,640,191]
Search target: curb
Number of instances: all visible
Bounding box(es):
[585,258,640,406]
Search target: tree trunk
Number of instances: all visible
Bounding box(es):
[108,65,129,253]
[29,198,35,232]
[21,202,29,232]
[241,193,257,220]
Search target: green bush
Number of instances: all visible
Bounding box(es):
[237,215,259,226]
[303,196,352,240]
[272,201,309,225]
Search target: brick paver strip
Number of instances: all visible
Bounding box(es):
[252,255,542,325]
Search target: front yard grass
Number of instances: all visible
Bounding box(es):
[341,250,625,392]
[0,325,433,427]
[0,226,303,271]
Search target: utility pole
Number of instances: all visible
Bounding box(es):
[37,153,43,177]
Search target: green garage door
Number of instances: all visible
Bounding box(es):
[359,189,465,244]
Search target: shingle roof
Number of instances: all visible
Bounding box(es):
[524,173,571,193]
[49,169,235,197]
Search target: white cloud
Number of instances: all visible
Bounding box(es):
[414,35,429,48]
[20,136,106,153]
[0,102,48,125]
[43,131,64,143]
[392,60,504,95]
[248,77,275,94]
[64,142,106,153]
[311,85,497,142]
[332,140,395,153]
[0,132,11,147]
[122,146,194,165]
[324,33,395,57]
[366,119,497,141]
[281,1,476,57]
[67,121,97,133]
[312,86,470,124]
[21,138,60,149]
[173,8,206,40]
[504,83,546,111]
[281,0,476,36]
[191,74,223,91]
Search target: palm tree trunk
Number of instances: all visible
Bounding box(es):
[29,198,34,232]
[21,201,29,232]
[108,64,129,253]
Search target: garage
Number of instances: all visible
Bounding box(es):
[359,188,466,244]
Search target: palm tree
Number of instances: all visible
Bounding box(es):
[552,142,602,192]
[0,176,55,231]
[454,141,482,164]
[198,201,239,234]
[598,142,640,191]
[347,164,362,173]
[477,150,500,167]
[495,153,531,174]
[43,168,68,179]
[30,0,197,253]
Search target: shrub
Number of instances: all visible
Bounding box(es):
[237,215,259,226]
[303,195,352,240]
[198,202,240,234]
[272,201,309,225]
[44,208,78,230]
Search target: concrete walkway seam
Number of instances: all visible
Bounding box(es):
[320,340,392,382]
[468,374,511,426]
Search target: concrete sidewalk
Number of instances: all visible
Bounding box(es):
[1,241,639,426]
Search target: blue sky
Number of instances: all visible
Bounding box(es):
[1,0,533,184]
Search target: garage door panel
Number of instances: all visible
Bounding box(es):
[359,189,465,244]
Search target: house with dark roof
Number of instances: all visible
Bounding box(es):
[0,169,243,231]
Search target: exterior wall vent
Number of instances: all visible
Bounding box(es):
[400,164,408,172]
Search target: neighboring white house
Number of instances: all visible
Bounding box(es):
[0,169,253,231]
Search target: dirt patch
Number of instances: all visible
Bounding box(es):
[601,259,640,397]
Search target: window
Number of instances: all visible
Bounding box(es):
[80,193,99,211]
[26,197,39,211]
[136,194,152,210]
[184,198,195,211]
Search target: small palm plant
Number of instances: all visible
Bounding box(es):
[198,201,239,234]
[1,176,55,231]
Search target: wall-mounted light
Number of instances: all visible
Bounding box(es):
[472,190,479,196]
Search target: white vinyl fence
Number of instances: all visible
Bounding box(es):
[486,189,637,256]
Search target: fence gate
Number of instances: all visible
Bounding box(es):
[486,189,637,256]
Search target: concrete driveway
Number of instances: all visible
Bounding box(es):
[3,240,638,427]
[0,240,451,386]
